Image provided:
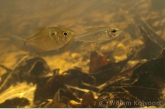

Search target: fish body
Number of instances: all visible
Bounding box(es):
[23,27,74,51]
[75,27,121,42]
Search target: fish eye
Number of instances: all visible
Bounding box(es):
[111,29,117,33]
[63,32,68,36]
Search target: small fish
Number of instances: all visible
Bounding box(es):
[74,27,121,42]
[12,27,74,51]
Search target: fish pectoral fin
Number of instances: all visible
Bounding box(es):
[82,41,101,49]
[82,42,93,48]
[62,38,75,51]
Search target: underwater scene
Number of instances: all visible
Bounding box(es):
[0,0,165,108]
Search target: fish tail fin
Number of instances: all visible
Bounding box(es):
[8,34,25,51]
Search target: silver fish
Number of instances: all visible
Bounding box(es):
[11,27,74,51]
[75,27,121,42]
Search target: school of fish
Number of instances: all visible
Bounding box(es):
[11,26,121,52]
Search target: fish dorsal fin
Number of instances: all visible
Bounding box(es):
[28,27,46,35]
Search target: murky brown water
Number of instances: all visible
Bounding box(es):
[0,0,165,71]
[0,0,165,107]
